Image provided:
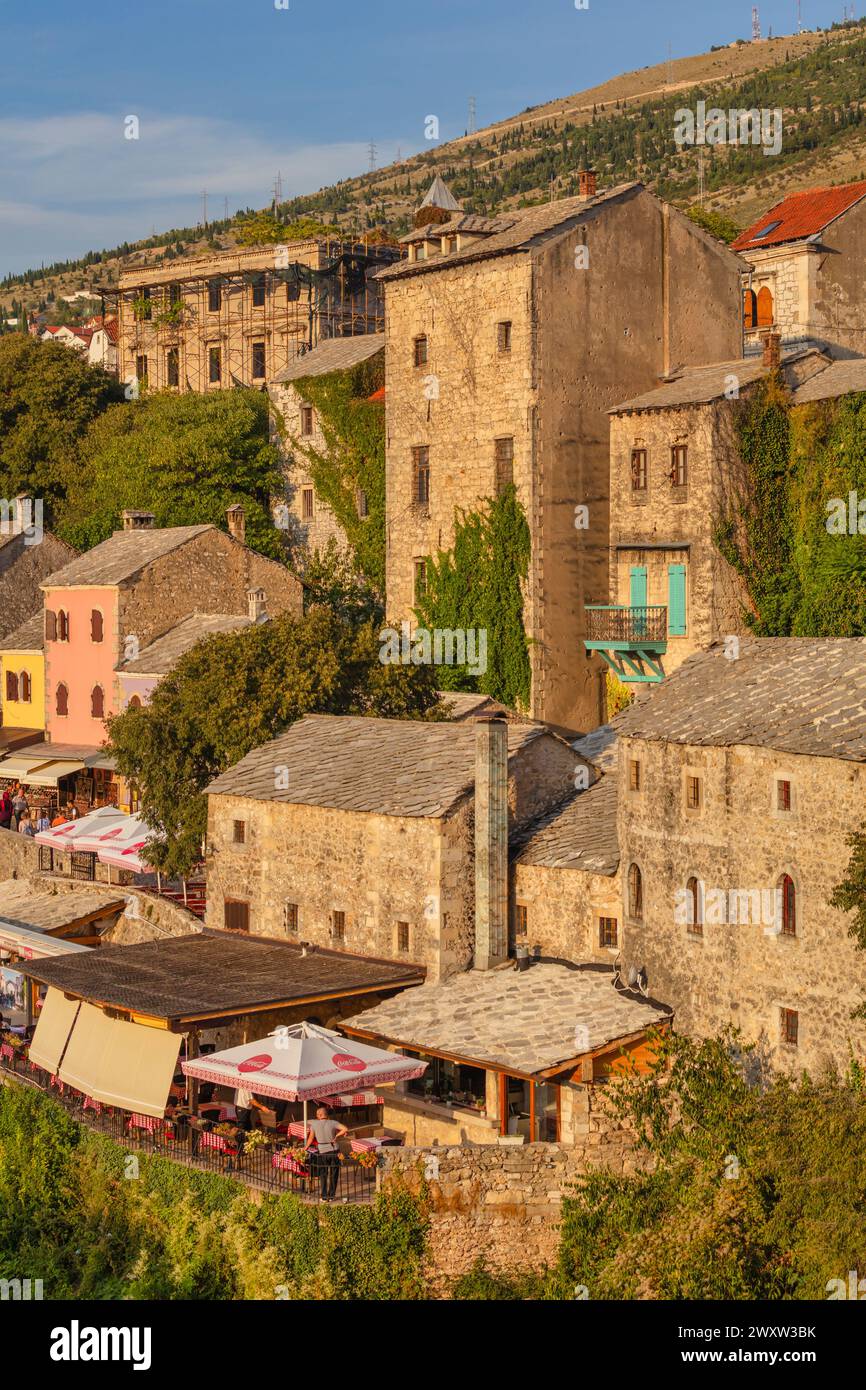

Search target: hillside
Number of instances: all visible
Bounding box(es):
[4,19,866,320]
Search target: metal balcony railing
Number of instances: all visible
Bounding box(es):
[585,605,668,645]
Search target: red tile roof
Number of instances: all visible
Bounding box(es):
[732,181,866,251]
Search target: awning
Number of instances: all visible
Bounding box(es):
[28,988,81,1073]
[0,921,89,959]
[59,1003,181,1117]
[24,760,85,788]
[0,755,52,781]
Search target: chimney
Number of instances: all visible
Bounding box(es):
[578,169,597,198]
[247,587,267,623]
[762,332,782,370]
[474,717,509,971]
[121,510,155,531]
[226,504,246,545]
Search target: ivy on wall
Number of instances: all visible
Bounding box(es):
[414,485,532,709]
[279,354,386,593]
[716,377,866,635]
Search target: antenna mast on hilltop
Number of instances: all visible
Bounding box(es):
[468,96,477,135]
[752,6,761,41]
[796,0,803,33]
[368,139,377,173]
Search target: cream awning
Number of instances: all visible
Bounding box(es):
[24,760,85,788]
[0,755,52,781]
[28,988,81,1073]
[59,1003,181,1117]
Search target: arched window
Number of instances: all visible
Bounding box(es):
[756,286,774,328]
[56,683,68,717]
[20,671,31,703]
[58,610,70,642]
[128,695,142,710]
[5,670,18,702]
[743,288,757,330]
[628,863,643,921]
[91,609,103,643]
[686,876,703,936]
[91,685,105,719]
[779,873,796,936]
[45,610,57,642]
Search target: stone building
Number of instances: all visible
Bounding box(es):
[377,178,744,734]
[205,714,583,982]
[0,516,77,643]
[114,239,399,394]
[733,181,866,359]
[615,637,866,1076]
[268,334,384,563]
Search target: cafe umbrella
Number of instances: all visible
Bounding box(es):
[181,1021,428,1136]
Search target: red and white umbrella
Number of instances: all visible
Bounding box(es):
[182,1022,427,1131]
[94,814,153,873]
[35,805,127,853]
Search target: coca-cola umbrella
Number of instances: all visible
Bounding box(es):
[181,1021,428,1136]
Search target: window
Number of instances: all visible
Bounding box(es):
[743,288,757,330]
[90,609,103,643]
[5,671,18,702]
[224,900,250,933]
[777,779,792,812]
[251,341,266,380]
[300,405,314,436]
[332,910,345,943]
[753,219,782,242]
[396,921,410,953]
[45,611,57,642]
[686,775,702,811]
[412,446,430,506]
[128,695,142,710]
[670,445,688,487]
[287,280,301,303]
[208,280,221,313]
[232,819,246,845]
[628,863,643,921]
[284,902,299,935]
[413,335,428,367]
[301,488,314,520]
[91,686,105,719]
[58,610,70,642]
[208,346,221,384]
[497,321,512,354]
[166,348,179,387]
[514,903,528,936]
[55,683,68,717]
[629,759,641,792]
[251,274,266,308]
[135,354,148,383]
[686,876,703,936]
[20,671,31,703]
[414,559,428,601]
[781,1007,799,1046]
[168,283,181,307]
[599,917,618,948]
[357,489,369,519]
[779,873,796,936]
[631,448,647,492]
[756,286,774,328]
[494,437,514,494]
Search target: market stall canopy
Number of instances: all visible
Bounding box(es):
[0,754,56,782]
[0,883,124,952]
[23,760,86,788]
[182,1021,427,1103]
[59,1002,181,1117]
[28,987,81,1073]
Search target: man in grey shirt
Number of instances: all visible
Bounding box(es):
[306,1104,348,1201]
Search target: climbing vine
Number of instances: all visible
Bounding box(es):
[280,354,386,592]
[414,485,532,709]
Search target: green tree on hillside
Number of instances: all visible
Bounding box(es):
[106,608,442,878]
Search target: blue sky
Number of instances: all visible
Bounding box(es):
[0,0,858,276]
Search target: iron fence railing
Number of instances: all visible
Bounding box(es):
[0,1052,375,1204]
[585,605,668,644]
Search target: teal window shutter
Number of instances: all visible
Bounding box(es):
[667,564,687,636]
[629,566,647,610]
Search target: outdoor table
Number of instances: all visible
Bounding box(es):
[127,1113,161,1133]
[0,1043,14,1063]
[286,1122,307,1141]
[83,1096,102,1115]
[218,1105,237,1121]
[350,1135,401,1152]
[49,1074,65,1095]
[199,1130,239,1155]
[272,1149,309,1177]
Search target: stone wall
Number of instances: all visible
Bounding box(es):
[269,378,363,564]
[618,735,866,1074]
[378,1086,644,1284]
[511,859,621,962]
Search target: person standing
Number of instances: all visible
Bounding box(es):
[306,1104,348,1202]
[0,790,12,831]
[11,787,28,832]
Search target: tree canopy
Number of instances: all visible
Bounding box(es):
[106,608,442,878]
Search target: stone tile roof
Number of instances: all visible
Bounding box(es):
[207,714,550,817]
[0,884,125,934]
[616,637,866,761]
[572,721,621,773]
[512,775,619,875]
[2,612,44,652]
[42,525,213,589]
[380,184,641,280]
[791,357,866,404]
[399,212,518,244]
[346,963,670,1076]
[121,612,254,675]
[610,350,823,413]
[732,181,866,251]
[272,334,384,384]
[20,931,425,1023]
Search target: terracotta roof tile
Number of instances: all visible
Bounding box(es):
[732,181,866,251]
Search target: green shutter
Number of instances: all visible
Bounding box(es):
[629,566,647,609]
[668,564,687,636]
